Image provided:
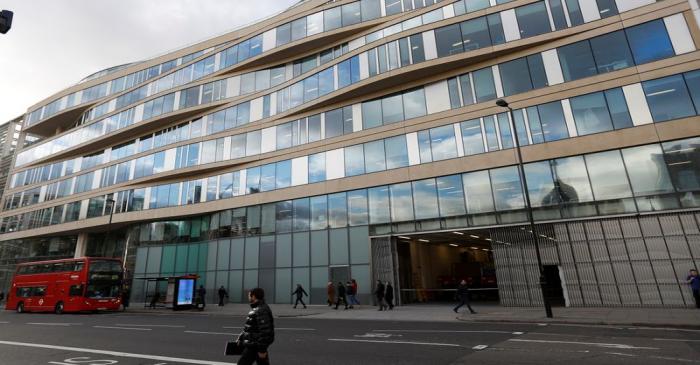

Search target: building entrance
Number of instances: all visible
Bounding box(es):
[389,230,498,304]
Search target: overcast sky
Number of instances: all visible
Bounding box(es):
[0,0,299,123]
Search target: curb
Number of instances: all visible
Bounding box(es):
[456,316,700,330]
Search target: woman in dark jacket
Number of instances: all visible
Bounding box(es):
[385,282,394,310]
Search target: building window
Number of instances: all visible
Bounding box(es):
[625,20,675,65]
[643,74,696,123]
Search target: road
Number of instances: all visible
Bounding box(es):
[0,309,698,364]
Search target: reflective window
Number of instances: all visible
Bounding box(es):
[368,186,390,224]
[384,136,409,169]
[549,0,567,30]
[325,108,344,139]
[303,74,319,102]
[472,68,496,103]
[626,20,675,65]
[459,74,475,106]
[402,89,427,120]
[384,0,402,16]
[524,161,555,207]
[293,198,310,232]
[324,7,342,31]
[364,140,386,173]
[306,12,323,36]
[462,170,494,214]
[490,166,524,211]
[497,113,513,149]
[590,31,634,74]
[461,119,485,155]
[565,0,584,26]
[342,2,362,26]
[552,156,594,203]
[344,144,365,176]
[308,153,326,183]
[347,189,368,226]
[596,0,618,18]
[382,94,404,124]
[413,179,439,220]
[585,150,632,200]
[486,13,505,45]
[558,40,597,82]
[246,130,261,156]
[276,23,291,47]
[499,58,533,96]
[460,17,491,51]
[662,137,700,192]
[318,68,334,96]
[622,144,674,196]
[570,92,614,136]
[246,167,261,194]
[436,175,466,217]
[362,99,382,129]
[604,88,633,130]
[328,193,348,228]
[430,125,458,161]
[643,75,696,123]
[435,24,463,57]
[482,116,500,152]
[291,18,306,41]
[515,2,550,38]
[276,160,292,189]
[537,102,569,141]
[409,34,425,63]
[310,195,328,230]
[685,70,700,111]
[389,182,414,222]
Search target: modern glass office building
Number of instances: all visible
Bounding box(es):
[2,0,700,308]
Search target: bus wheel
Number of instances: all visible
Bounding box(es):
[54,302,64,315]
[16,302,24,313]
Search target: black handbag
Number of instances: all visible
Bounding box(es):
[225,339,244,356]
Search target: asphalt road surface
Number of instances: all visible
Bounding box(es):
[0,309,698,364]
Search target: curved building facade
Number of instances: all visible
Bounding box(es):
[2,0,700,307]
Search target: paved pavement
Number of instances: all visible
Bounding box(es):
[129,302,700,329]
[1,309,699,364]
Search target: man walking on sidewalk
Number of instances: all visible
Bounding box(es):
[218,286,229,307]
[375,280,386,311]
[237,287,274,365]
[688,269,700,308]
[334,281,348,310]
[292,284,308,309]
[453,279,476,314]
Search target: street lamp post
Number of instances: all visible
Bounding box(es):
[496,99,553,318]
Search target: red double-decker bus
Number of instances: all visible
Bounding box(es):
[5,257,123,314]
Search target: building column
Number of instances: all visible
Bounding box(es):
[74,232,89,258]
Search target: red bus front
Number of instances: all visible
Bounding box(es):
[5,257,123,314]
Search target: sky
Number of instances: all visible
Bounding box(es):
[0,0,299,124]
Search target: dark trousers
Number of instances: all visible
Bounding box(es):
[219,296,225,306]
[693,289,700,308]
[376,295,386,310]
[335,295,347,309]
[294,297,306,308]
[238,346,270,365]
[386,297,394,310]
[454,295,474,313]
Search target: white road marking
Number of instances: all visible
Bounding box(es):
[508,339,659,350]
[372,329,513,334]
[654,338,700,343]
[27,323,81,326]
[115,324,185,328]
[472,345,488,350]
[0,340,235,365]
[93,326,152,331]
[328,338,461,347]
[512,332,524,335]
[185,330,236,336]
[650,355,700,363]
[0,321,9,324]
[605,352,637,357]
[628,327,700,333]
[222,326,315,331]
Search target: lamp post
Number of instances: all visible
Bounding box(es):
[496,99,553,318]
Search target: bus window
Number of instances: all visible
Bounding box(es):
[73,261,84,272]
[69,285,83,297]
[16,287,31,297]
[32,287,46,297]
[52,263,66,272]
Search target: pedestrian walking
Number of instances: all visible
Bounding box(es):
[453,279,476,314]
[218,286,229,307]
[375,280,387,311]
[121,288,130,311]
[149,291,160,309]
[351,279,360,305]
[326,281,335,307]
[292,284,308,309]
[385,282,394,310]
[197,285,207,309]
[0,291,4,304]
[236,287,274,365]
[345,281,355,309]
[334,281,348,310]
[688,269,700,308]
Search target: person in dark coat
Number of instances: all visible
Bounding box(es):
[334,281,348,310]
[385,282,394,310]
[218,286,229,306]
[149,291,160,309]
[0,291,5,303]
[326,282,335,306]
[197,285,207,308]
[121,288,130,311]
[375,280,386,311]
[345,281,355,309]
[688,269,700,308]
[292,284,308,309]
[453,279,476,314]
[237,288,274,365]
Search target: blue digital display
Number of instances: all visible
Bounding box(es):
[177,278,194,305]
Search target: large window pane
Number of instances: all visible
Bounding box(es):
[490,166,525,211]
[622,144,674,196]
[324,7,342,31]
[537,102,569,141]
[460,17,491,51]
[461,119,485,155]
[385,136,409,169]
[368,186,390,224]
[570,92,614,135]
[342,2,362,26]
[524,161,556,207]
[412,179,439,220]
[590,31,634,73]
[643,75,696,123]
[585,150,632,200]
[347,189,368,226]
[402,89,427,119]
[462,170,494,214]
[328,192,348,228]
[389,182,414,222]
[499,58,533,96]
[472,68,496,103]
[345,145,365,176]
[685,70,700,111]
[362,99,382,129]
[429,125,458,161]
[382,94,404,124]
[558,41,597,82]
[552,156,594,203]
[364,140,386,173]
[435,24,463,57]
[626,20,674,65]
[437,175,466,216]
[310,196,327,230]
[604,88,633,130]
[662,137,700,192]
[515,2,550,38]
[308,153,326,183]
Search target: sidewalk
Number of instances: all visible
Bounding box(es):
[128,302,700,328]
